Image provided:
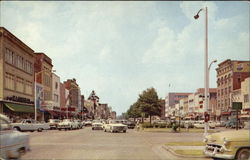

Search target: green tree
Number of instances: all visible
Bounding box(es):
[127,102,140,122]
[137,88,161,124]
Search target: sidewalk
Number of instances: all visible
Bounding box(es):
[162,145,208,158]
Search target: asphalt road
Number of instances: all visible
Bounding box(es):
[21,127,212,160]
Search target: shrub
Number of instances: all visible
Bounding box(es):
[142,122,154,128]
[159,123,167,128]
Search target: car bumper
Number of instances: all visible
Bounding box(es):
[92,126,103,130]
[57,125,70,129]
[204,150,234,159]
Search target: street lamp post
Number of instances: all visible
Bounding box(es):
[208,60,217,116]
[194,6,209,137]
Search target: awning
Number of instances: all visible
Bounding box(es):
[4,103,34,113]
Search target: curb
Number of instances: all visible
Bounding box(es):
[162,145,207,159]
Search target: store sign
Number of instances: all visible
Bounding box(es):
[233,62,250,72]
[232,102,242,110]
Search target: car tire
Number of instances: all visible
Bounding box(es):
[236,148,250,160]
[123,130,126,133]
[104,129,106,132]
[14,127,21,131]
[37,128,43,132]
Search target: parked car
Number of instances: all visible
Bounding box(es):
[0,114,30,159]
[103,120,127,133]
[11,119,50,132]
[208,121,216,129]
[74,120,83,129]
[48,119,61,129]
[204,127,250,160]
[194,121,205,129]
[84,120,92,126]
[225,119,243,129]
[57,119,74,130]
[92,120,103,130]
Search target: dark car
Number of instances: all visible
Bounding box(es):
[127,121,136,129]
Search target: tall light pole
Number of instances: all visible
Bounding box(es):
[194,6,208,136]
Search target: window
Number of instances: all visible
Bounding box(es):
[5,73,15,90]
[225,99,227,107]
[5,48,14,65]
[25,81,33,95]
[54,94,59,102]
[225,88,227,95]
[221,89,223,96]
[16,77,24,93]
[244,94,249,103]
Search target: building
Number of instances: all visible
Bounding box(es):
[241,77,250,115]
[165,92,192,118]
[34,52,53,121]
[0,27,35,120]
[216,59,250,120]
[63,78,80,118]
[111,111,116,119]
[51,73,60,118]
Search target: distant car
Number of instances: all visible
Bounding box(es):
[204,128,250,160]
[84,120,92,126]
[103,120,127,133]
[58,119,74,130]
[225,119,243,129]
[48,119,61,129]
[0,114,30,159]
[194,121,205,129]
[208,121,216,129]
[74,120,82,129]
[127,121,136,129]
[92,120,103,130]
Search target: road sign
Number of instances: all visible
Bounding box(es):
[232,102,242,110]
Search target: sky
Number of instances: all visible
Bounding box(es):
[1,1,249,115]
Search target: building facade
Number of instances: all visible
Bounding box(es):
[34,52,53,121]
[216,59,250,120]
[0,27,35,120]
[63,78,80,117]
[165,92,191,118]
[241,77,250,114]
[51,73,60,118]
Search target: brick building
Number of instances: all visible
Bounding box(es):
[63,78,80,117]
[34,52,54,121]
[0,27,35,120]
[216,59,250,120]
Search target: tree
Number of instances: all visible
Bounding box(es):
[127,102,140,122]
[137,88,161,124]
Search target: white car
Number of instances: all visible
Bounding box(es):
[92,120,103,130]
[11,119,50,132]
[57,119,75,130]
[194,121,205,129]
[103,120,127,133]
[0,114,30,159]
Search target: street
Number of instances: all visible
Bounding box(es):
[21,127,212,160]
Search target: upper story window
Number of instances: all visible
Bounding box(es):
[244,94,249,103]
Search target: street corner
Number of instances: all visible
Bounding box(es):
[162,145,208,159]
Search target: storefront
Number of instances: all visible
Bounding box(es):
[2,102,35,122]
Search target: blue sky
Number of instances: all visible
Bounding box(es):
[1,1,249,115]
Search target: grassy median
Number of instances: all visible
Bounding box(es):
[142,128,216,133]
[165,141,205,146]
